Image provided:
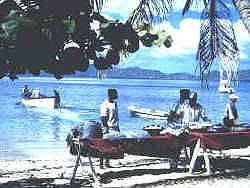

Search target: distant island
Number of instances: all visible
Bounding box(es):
[20,64,250,81]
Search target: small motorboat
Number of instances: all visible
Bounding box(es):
[128,105,169,120]
[21,88,60,109]
[21,97,59,109]
[218,80,234,93]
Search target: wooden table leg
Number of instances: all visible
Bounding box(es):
[87,153,99,183]
[203,149,212,175]
[70,142,82,184]
[189,139,201,174]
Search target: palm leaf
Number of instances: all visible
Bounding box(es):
[128,0,173,25]
[182,0,209,15]
[90,0,109,13]
[196,0,239,82]
[1,10,37,40]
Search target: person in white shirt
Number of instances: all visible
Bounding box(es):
[30,88,40,98]
[174,92,210,125]
[224,94,239,126]
[171,89,191,126]
[100,88,120,132]
[99,88,120,168]
[188,92,210,123]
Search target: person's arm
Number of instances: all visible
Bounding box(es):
[201,110,211,122]
[199,105,211,122]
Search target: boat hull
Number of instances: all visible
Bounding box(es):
[128,105,168,120]
[218,85,234,93]
[21,97,56,109]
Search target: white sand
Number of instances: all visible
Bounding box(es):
[1,148,250,187]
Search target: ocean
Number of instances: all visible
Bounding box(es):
[0,77,249,159]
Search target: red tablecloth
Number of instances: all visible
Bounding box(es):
[78,134,185,159]
[73,131,250,159]
[188,131,250,150]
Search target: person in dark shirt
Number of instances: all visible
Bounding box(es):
[54,89,61,108]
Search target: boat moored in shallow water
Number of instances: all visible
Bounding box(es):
[218,80,234,93]
[128,105,169,120]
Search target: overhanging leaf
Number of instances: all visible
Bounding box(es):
[196,0,239,82]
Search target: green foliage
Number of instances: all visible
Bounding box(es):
[1,10,38,40]
[0,0,174,80]
[62,18,76,36]
[153,30,173,47]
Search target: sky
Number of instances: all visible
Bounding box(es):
[102,0,250,74]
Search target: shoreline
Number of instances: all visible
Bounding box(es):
[2,148,250,188]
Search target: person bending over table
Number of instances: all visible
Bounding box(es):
[100,88,120,169]
[174,92,211,126]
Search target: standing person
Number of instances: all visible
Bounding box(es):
[22,85,31,98]
[54,89,61,108]
[174,91,210,125]
[224,94,239,126]
[30,88,40,98]
[172,89,191,125]
[189,92,211,123]
[100,88,120,168]
[169,89,190,123]
[188,92,211,160]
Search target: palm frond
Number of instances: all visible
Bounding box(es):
[182,0,193,15]
[128,0,173,25]
[182,0,209,15]
[90,0,109,13]
[196,0,239,82]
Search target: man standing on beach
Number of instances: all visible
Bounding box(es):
[224,94,239,126]
[100,88,120,168]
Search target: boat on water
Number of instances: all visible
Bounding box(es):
[21,97,59,109]
[218,80,234,93]
[128,105,169,120]
[21,88,60,109]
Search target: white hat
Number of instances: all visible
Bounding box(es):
[229,94,239,99]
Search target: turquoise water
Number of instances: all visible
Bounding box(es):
[0,77,249,159]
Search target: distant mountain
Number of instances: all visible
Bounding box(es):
[19,65,250,81]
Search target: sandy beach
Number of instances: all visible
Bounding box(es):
[1,147,250,188]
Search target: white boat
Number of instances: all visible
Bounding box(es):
[128,105,169,120]
[218,80,234,93]
[21,97,58,109]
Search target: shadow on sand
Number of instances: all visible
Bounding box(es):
[1,157,250,188]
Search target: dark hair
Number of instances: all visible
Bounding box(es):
[180,89,190,103]
[108,89,118,99]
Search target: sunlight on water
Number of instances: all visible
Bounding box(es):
[0,77,250,159]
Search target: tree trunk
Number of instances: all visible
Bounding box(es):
[233,0,250,36]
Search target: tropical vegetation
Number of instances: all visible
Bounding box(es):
[0,0,249,81]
